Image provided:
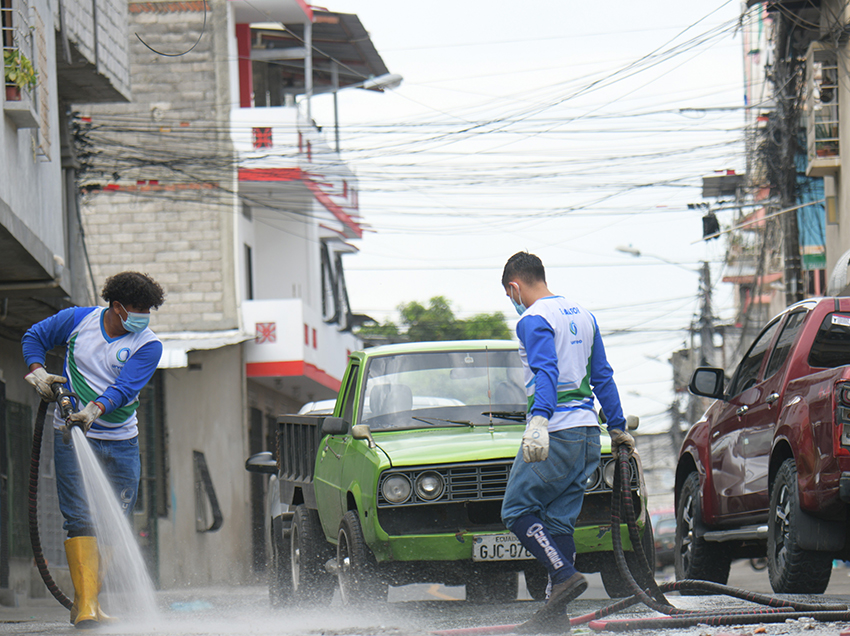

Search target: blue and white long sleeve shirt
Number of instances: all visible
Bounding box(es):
[22,307,162,440]
[516,296,626,433]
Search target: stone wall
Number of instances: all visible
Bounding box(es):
[78,0,237,331]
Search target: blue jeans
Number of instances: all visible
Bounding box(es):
[54,429,141,537]
[501,426,601,536]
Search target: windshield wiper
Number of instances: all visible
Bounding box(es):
[484,411,526,422]
[411,416,474,427]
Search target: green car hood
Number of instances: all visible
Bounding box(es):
[372,425,612,467]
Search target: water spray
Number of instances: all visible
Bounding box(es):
[28,390,158,621]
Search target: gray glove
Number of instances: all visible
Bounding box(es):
[609,427,635,458]
[522,415,549,463]
[24,367,68,402]
[66,401,103,434]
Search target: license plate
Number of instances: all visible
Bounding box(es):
[472,534,534,562]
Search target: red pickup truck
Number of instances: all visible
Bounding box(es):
[677,297,850,593]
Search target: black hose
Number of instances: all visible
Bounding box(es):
[28,399,73,610]
[433,446,849,636]
[583,449,850,631]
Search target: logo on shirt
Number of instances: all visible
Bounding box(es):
[569,321,578,336]
[116,348,131,363]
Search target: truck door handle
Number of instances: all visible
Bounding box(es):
[765,392,780,405]
[736,405,749,416]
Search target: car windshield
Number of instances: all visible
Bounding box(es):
[360,349,526,430]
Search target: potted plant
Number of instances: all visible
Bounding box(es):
[3,49,38,101]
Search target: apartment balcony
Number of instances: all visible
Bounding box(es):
[806,42,840,178]
[242,299,360,402]
[231,108,364,238]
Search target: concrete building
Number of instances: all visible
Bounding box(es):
[1,0,133,603]
[72,0,392,588]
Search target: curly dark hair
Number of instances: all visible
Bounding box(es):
[501,251,546,288]
[101,272,165,310]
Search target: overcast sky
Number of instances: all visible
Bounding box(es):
[303,0,746,433]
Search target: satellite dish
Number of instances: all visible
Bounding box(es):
[827,248,850,296]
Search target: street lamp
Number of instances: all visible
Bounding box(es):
[614,245,696,272]
[331,70,404,152]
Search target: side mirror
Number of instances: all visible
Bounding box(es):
[351,424,376,449]
[321,417,349,436]
[689,367,726,400]
[626,415,639,431]
[245,451,277,475]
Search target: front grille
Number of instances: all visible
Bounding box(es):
[377,454,641,508]
[377,460,511,507]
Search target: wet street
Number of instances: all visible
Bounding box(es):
[6,561,850,636]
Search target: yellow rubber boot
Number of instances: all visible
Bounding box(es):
[65,537,99,629]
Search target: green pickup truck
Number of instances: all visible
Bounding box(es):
[245,340,653,604]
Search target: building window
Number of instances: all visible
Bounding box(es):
[312,328,317,349]
[304,323,309,345]
[244,244,254,300]
[252,127,272,149]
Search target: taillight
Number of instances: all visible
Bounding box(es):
[834,382,850,455]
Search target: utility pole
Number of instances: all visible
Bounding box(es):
[698,261,714,367]
[772,11,805,306]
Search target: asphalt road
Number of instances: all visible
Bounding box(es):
[6,560,850,635]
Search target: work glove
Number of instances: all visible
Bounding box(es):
[24,367,68,402]
[522,415,550,463]
[609,427,636,458]
[65,401,103,435]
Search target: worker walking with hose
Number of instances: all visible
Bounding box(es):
[21,272,164,629]
[499,252,634,633]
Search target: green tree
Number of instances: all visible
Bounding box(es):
[357,296,511,343]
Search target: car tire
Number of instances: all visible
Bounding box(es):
[523,563,549,601]
[674,472,731,587]
[269,515,292,606]
[599,521,656,598]
[466,571,519,603]
[767,458,832,594]
[291,505,335,603]
[337,510,386,604]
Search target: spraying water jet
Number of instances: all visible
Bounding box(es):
[28,391,159,628]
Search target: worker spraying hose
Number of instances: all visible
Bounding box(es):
[22,272,165,629]
[499,252,635,634]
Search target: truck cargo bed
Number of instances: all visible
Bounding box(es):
[277,415,327,509]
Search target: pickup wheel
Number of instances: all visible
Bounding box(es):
[674,472,731,586]
[466,571,519,603]
[767,459,832,594]
[269,515,292,606]
[291,505,335,603]
[338,510,385,604]
[599,520,656,598]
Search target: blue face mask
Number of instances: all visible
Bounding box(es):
[509,284,527,316]
[118,303,150,333]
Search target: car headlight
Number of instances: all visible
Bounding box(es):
[586,466,601,491]
[602,459,617,488]
[381,474,411,504]
[415,471,445,501]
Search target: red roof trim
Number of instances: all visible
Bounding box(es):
[238,167,306,182]
[304,179,362,238]
[245,360,340,392]
[237,167,362,237]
